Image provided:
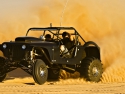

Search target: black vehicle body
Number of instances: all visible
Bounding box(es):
[0,26,102,84]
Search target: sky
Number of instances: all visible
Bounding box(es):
[0,0,125,82]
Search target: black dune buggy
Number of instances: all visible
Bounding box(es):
[0,26,103,85]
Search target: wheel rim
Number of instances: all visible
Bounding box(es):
[40,66,46,78]
[92,67,99,76]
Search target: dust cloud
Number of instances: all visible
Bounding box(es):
[0,0,125,83]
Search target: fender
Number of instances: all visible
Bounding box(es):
[83,41,100,50]
[33,47,52,66]
[83,41,100,59]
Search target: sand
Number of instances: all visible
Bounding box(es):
[0,69,123,94]
[1,82,125,94]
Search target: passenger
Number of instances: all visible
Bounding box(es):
[45,34,53,42]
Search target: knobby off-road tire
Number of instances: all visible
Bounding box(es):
[48,68,60,80]
[33,59,48,85]
[80,57,103,82]
[0,57,6,82]
[0,74,6,82]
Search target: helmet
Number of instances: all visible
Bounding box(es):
[62,32,70,38]
[45,34,51,39]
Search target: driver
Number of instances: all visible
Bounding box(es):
[61,31,74,49]
[60,31,74,58]
[45,34,53,42]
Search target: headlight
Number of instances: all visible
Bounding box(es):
[22,45,26,49]
[3,44,7,49]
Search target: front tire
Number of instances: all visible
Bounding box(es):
[0,57,6,82]
[80,57,103,82]
[0,73,6,82]
[32,59,48,85]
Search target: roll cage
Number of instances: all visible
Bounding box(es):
[26,27,86,45]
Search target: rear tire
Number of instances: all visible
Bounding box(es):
[80,57,103,82]
[32,59,48,85]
